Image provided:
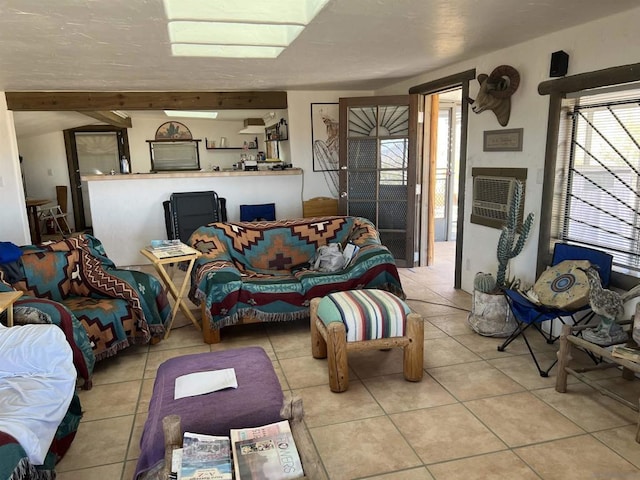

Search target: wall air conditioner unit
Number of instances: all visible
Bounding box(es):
[238,118,265,135]
[471,175,517,229]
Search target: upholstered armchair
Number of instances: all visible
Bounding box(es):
[1,234,170,365]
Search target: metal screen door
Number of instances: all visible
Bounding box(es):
[338,95,417,267]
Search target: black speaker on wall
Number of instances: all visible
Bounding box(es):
[550,50,569,77]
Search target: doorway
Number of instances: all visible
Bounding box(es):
[434,90,462,242]
[409,68,475,288]
[338,95,418,268]
[64,126,130,231]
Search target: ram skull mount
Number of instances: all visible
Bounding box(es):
[468,65,520,127]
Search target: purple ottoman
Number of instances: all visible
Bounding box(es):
[134,347,284,479]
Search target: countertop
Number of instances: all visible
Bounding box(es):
[81,168,302,181]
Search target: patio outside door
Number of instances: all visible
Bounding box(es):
[338,95,419,267]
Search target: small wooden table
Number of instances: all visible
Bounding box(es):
[140,244,202,339]
[0,291,23,327]
[556,317,640,443]
[26,198,51,244]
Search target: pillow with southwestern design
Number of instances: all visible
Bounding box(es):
[317,289,409,342]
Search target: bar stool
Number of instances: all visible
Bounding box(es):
[310,289,424,393]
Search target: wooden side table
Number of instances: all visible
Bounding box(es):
[556,317,640,443]
[0,291,23,327]
[140,245,202,339]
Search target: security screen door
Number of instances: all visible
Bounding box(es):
[338,95,418,267]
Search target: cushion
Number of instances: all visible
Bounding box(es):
[134,347,284,480]
[317,289,409,342]
[532,260,591,310]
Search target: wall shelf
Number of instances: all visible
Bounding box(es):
[205,147,258,151]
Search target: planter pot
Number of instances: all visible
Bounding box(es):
[467,290,517,337]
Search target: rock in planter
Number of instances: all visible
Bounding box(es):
[468,290,517,337]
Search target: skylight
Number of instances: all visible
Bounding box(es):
[164,110,219,119]
[163,0,330,58]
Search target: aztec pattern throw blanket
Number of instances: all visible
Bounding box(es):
[189,216,404,330]
[6,234,170,361]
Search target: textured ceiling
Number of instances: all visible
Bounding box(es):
[1,0,638,92]
[6,0,639,137]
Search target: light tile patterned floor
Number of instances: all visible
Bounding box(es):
[56,242,640,479]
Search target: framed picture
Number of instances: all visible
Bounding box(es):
[311,103,339,171]
[155,121,193,140]
[483,128,523,152]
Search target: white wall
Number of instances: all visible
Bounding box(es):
[287,90,372,199]
[0,93,30,245]
[378,6,640,293]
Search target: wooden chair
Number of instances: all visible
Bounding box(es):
[302,196,338,217]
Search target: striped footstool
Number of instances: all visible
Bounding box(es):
[310,289,424,393]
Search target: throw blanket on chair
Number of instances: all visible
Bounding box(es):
[9,235,170,361]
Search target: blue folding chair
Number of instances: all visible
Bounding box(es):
[240,203,276,222]
[498,243,613,377]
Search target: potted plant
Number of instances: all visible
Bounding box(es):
[468,180,535,337]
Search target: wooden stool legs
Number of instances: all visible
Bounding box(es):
[404,313,424,382]
[310,298,326,359]
[310,297,424,393]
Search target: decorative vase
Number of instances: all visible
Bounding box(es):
[467,290,517,337]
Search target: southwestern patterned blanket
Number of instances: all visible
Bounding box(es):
[2,234,170,363]
[189,216,404,334]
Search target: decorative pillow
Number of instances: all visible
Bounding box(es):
[13,306,53,325]
[532,260,591,310]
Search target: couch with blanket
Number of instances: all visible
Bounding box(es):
[189,216,404,343]
[0,323,82,480]
[1,234,171,368]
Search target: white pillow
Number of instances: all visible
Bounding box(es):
[0,323,76,465]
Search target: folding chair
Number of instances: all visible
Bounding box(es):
[240,203,276,222]
[37,204,72,237]
[163,191,227,242]
[498,243,613,377]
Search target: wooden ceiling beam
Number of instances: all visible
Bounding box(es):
[5,91,288,111]
[80,111,132,128]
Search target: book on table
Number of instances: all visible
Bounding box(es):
[179,432,232,480]
[611,345,640,363]
[230,420,304,480]
[145,240,199,259]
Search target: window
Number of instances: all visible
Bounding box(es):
[555,88,640,275]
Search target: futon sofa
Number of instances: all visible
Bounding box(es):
[189,216,404,342]
[0,235,170,373]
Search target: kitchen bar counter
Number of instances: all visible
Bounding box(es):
[81,168,302,182]
[83,168,303,266]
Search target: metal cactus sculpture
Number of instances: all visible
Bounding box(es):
[495,180,534,288]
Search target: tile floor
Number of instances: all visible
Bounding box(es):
[56,242,640,479]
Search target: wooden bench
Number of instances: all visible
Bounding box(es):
[555,315,640,443]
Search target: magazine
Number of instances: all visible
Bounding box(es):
[145,241,199,259]
[170,447,183,480]
[230,420,303,480]
[342,242,360,268]
[180,432,232,480]
[611,345,640,363]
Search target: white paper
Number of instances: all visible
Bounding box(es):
[174,368,238,400]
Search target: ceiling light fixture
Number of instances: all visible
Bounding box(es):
[164,110,219,119]
[163,0,330,58]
